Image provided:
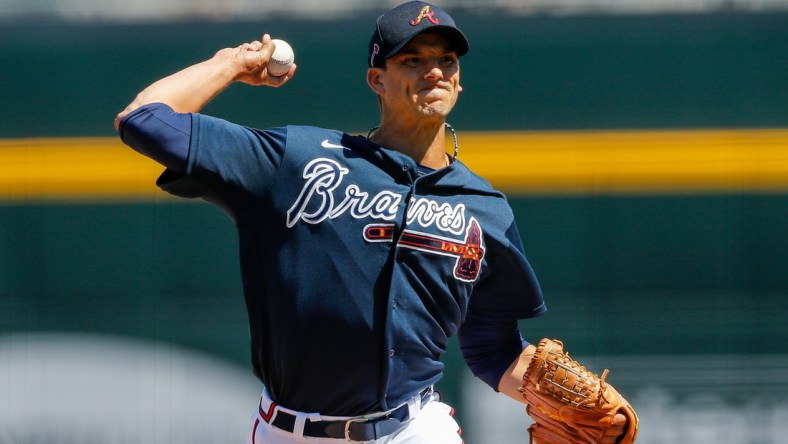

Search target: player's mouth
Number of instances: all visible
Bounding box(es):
[418,82,449,92]
[417,83,452,97]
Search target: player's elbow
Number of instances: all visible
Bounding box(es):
[115,96,146,132]
[114,106,135,132]
[113,113,124,132]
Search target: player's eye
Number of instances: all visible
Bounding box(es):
[402,57,421,67]
[440,55,458,66]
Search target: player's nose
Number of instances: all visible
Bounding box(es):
[424,63,444,80]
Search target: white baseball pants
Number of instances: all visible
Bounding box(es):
[248,388,464,444]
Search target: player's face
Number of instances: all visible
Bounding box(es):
[373,33,462,121]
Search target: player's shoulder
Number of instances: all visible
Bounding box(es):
[281,125,356,142]
[280,125,368,149]
[450,159,507,198]
[282,125,342,138]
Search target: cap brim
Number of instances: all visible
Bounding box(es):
[384,25,469,60]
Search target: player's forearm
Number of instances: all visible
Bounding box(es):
[135,56,237,111]
[114,52,239,129]
[497,343,536,403]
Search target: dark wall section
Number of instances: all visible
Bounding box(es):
[2,195,786,364]
[1,12,787,137]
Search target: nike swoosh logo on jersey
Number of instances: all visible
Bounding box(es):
[321,139,351,150]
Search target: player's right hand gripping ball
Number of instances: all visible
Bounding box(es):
[519,338,639,444]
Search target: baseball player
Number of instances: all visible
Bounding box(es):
[115,1,631,443]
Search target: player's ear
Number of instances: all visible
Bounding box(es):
[367,68,385,95]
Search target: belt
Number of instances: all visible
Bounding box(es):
[269,387,433,441]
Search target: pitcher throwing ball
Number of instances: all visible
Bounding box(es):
[114,1,637,442]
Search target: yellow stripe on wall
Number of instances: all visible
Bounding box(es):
[0,138,165,202]
[459,129,788,195]
[1,129,787,202]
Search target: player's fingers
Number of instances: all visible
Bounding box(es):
[609,413,628,428]
[237,48,264,72]
[235,36,276,75]
[240,35,271,57]
[267,63,297,87]
[254,36,276,67]
[247,40,263,51]
[599,413,628,443]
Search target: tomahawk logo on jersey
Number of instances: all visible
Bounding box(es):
[364,219,484,282]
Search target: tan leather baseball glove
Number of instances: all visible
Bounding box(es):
[519,338,640,444]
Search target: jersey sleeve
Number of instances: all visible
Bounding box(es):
[457,217,544,389]
[118,102,191,173]
[467,219,547,320]
[156,113,288,213]
[457,314,527,390]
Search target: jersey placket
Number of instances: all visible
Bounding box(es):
[380,161,453,411]
[377,156,421,410]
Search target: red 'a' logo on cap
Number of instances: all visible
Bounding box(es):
[410,6,440,26]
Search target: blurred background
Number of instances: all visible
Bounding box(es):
[1,0,787,443]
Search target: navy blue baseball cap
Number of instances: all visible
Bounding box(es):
[368,1,470,68]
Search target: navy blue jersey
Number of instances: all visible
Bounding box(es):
[156,114,545,415]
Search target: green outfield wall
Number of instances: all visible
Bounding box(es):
[1,12,787,136]
[2,194,787,361]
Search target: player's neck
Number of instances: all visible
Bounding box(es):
[371,119,450,169]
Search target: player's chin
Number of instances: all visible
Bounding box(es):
[419,100,455,118]
[417,105,450,120]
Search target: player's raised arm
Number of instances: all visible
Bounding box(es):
[113,34,296,130]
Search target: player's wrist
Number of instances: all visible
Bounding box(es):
[199,47,240,85]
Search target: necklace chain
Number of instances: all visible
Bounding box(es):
[366,123,459,160]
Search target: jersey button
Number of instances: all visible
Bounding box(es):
[392,301,398,309]
[389,349,396,357]
[401,165,409,171]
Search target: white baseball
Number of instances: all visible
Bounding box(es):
[268,39,294,77]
